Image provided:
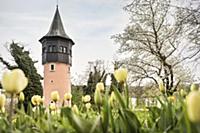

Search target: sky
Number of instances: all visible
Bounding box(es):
[0,0,130,83]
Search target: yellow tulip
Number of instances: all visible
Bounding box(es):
[31,95,41,106]
[159,80,165,93]
[109,91,116,107]
[186,91,200,123]
[190,83,199,91]
[1,106,5,113]
[85,103,91,110]
[114,68,128,83]
[64,93,72,101]
[180,89,187,97]
[0,94,6,109]
[51,91,60,102]
[82,95,91,103]
[1,69,28,94]
[19,92,25,102]
[72,104,79,114]
[96,82,104,92]
[94,88,102,106]
[167,96,176,102]
[49,102,56,111]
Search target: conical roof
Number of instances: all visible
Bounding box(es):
[44,6,71,40]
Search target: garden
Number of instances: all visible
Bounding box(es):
[0,68,200,133]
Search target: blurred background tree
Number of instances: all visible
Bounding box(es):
[113,0,200,95]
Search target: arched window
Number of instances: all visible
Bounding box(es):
[52,45,56,52]
[59,46,63,53]
[49,46,53,52]
[63,47,67,53]
[49,63,56,71]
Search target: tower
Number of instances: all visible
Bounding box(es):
[39,6,74,106]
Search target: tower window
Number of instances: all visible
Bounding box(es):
[49,64,56,71]
[63,47,67,53]
[49,46,53,52]
[52,46,56,52]
[59,46,63,53]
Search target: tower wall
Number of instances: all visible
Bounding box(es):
[43,62,71,106]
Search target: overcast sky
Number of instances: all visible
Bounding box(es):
[0,0,130,83]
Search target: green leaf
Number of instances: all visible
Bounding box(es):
[113,85,126,108]
[101,94,110,133]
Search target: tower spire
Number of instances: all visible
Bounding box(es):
[56,0,59,8]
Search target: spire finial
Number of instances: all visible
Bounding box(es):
[56,0,59,8]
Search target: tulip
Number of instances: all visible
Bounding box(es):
[180,89,187,97]
[114,68,128,83]
[19,92,25,102]
[96,82,104,92]
[49,102,56,111]
[64,93,72,101]
[85,103,91,110]
[94,88,102,106]
[0,94,6,109]
[159,80,165,93]
[109,91,116,107]
[1,69,28,94]
[31,95,42,106]
[72,104,79,114]
[51,91,60,102]
[190,83,199,91]
[82,95,91,103]
[167,96,176,102]
[186,91,200,123]
[1,107,5,113]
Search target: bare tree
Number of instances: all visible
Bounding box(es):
[113,0,199,95]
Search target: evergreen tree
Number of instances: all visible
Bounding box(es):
[0,42,42,107]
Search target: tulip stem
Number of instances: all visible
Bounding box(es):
[8,94,13,123]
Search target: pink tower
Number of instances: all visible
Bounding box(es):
[39,6,74,106]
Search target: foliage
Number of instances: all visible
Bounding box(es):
[0,66,200,133]
[0,42,42,108]
[83,61,107,96]
[71,85,84,107]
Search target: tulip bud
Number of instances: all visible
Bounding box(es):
[82,95,91,103]
[180,89,187,97]
[114,68,128,83]
[159,80,165,93]
[31,95,42,106]
[96,82,104,92]
[64,93,72,101]
[109,91,116,107]
[190,83,199,91]
[0,94,6,109]
[51,91,60,102]
[49,102,56,111]
[72,104,79,114]
[167,96,176,103]
[94,89,102,106]
[2,69,28,94]
[186,91,200,123]
[19,92,25,102]
[1,106,5,113]
[85,103,91,110]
